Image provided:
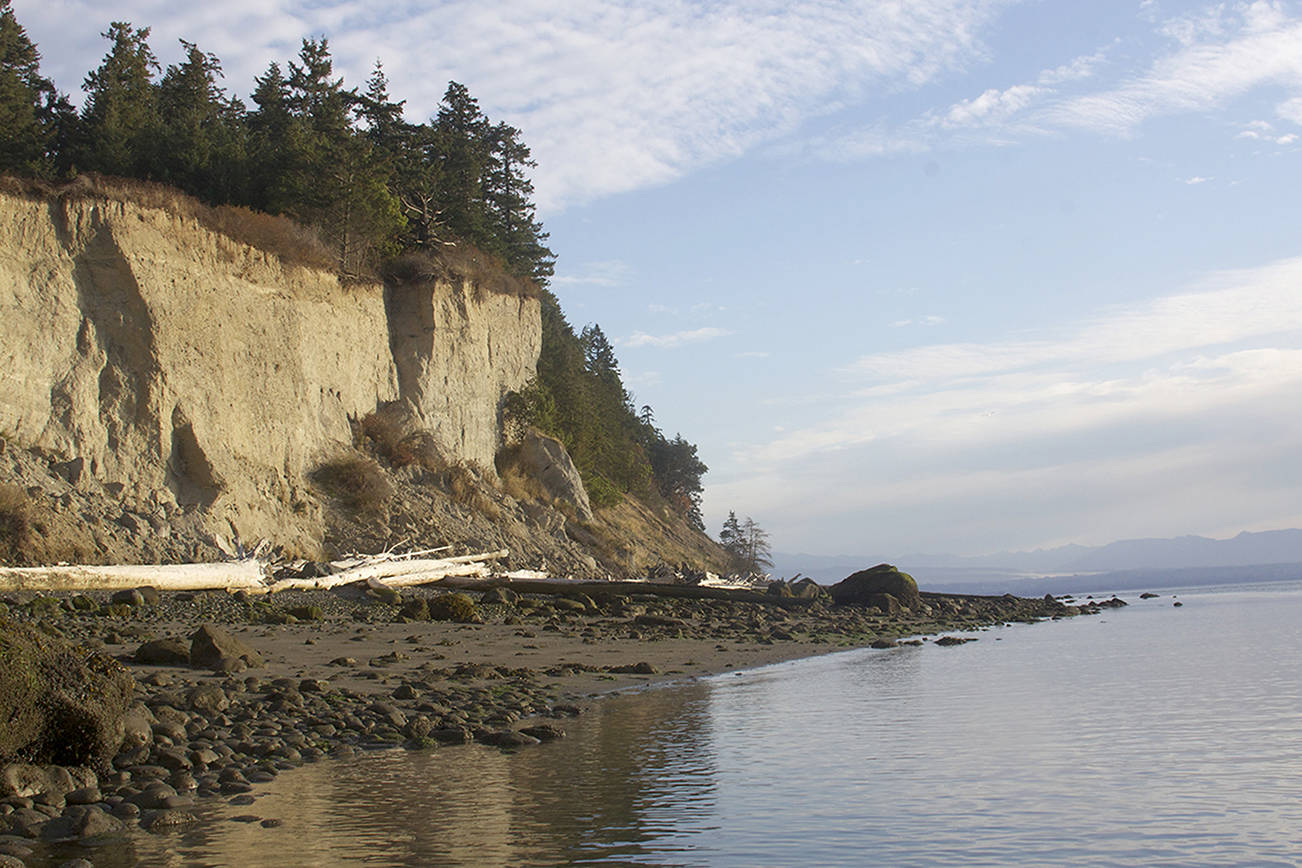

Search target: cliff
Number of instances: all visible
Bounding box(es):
[0,180,539,557]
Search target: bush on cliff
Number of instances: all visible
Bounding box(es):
[0,618,134,769]
[311,455,393,514]
[0,482,30,562]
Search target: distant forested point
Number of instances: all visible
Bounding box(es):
[0,1,708,529]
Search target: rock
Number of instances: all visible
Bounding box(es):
[478,730,541,748]
[935,636,974,646]
[829,564,921,610]
[519,724,565,741]
[766,581,794,598]
[427,593,481,624]
[188,624,263,670]
[480,587,518,606]
[513,431,593,522]
[1139,592,1159,599]
[0,619,134,770]
[608,662,657,675]
[134,638,191,665]
[40,804,123,842]
[109,589,144,608]
[186,684,229,715]
[398,599,429,621]
[870,638,898,649]
[791,578,825,599]
[140,809,198,831]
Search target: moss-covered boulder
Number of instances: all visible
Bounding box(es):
[428,593,482,623]
[830,564,920,610]
[0,618,134,770]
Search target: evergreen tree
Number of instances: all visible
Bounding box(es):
[432,81,492,246]
[246,61,298,212]
[155,41,245,201]
[484,120,554,281]
[740,516,773,573]
[78,22,159,177]
[720,511,743,561]
[0,0,58,175]
[282,38,401,273]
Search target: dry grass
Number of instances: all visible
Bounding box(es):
[0,173,336,272]
[439,463,500,520]
[383,248,540,300]
[310,455,393,515]
[0,482,30,562]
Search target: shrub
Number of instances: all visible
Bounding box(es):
[311,455,393,514]
[0,483,30,562]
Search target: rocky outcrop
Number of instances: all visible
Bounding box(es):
[513,430,593,521]
[829,564,921,610]
[0,185,540,558]
[0,618,134,769]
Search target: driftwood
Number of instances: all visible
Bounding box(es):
[261,550,509,594]
[0,560,267,593]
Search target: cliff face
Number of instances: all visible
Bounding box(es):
[0,189,540,555]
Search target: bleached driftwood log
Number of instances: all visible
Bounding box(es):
[0,560,267,593]
[263,549,508,593]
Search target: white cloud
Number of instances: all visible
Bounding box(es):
[1183,175,1212,184]
[620,326,732,349]
[551,259,631,287]
[730,256,1302,476]
[711,258,1302,553]
[1047,10,1302,135]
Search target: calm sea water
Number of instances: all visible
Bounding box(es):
[41,581,1302,866]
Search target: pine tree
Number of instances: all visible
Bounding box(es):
[0,0,58,175]
[78,22,159,177]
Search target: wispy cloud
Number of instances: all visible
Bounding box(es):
[551,260,631,287]
[710,257,1302,553]
[817,4,1302,160]
[620,326,732,350]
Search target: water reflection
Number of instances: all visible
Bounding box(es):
[33,583,1302,866]
[38,683,718,867]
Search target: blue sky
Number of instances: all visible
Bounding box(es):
[18,0,1302,556]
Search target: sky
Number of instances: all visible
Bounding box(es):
[15,0,1302,557]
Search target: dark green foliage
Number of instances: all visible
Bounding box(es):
[77,22,159,177]
[503,291,707,525]
[0,0,59,176]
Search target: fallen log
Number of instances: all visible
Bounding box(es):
[262,550,509,593]
[0,560,267,593]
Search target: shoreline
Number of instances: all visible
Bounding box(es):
[0,582,1121,859]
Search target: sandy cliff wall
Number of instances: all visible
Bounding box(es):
[0,189,540,555]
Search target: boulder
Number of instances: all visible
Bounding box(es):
[134,638,191,665]
[514,431,593,521]
[829,564,921,610]
[188,624,264,671]
[0,619,134,770]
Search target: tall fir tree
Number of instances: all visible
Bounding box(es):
[0,0,58,176]
[78,22,159,177]
[155,41,246,202]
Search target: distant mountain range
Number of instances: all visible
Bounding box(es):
[772,529,1302,594]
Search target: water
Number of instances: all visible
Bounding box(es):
[48,581,1302,866]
